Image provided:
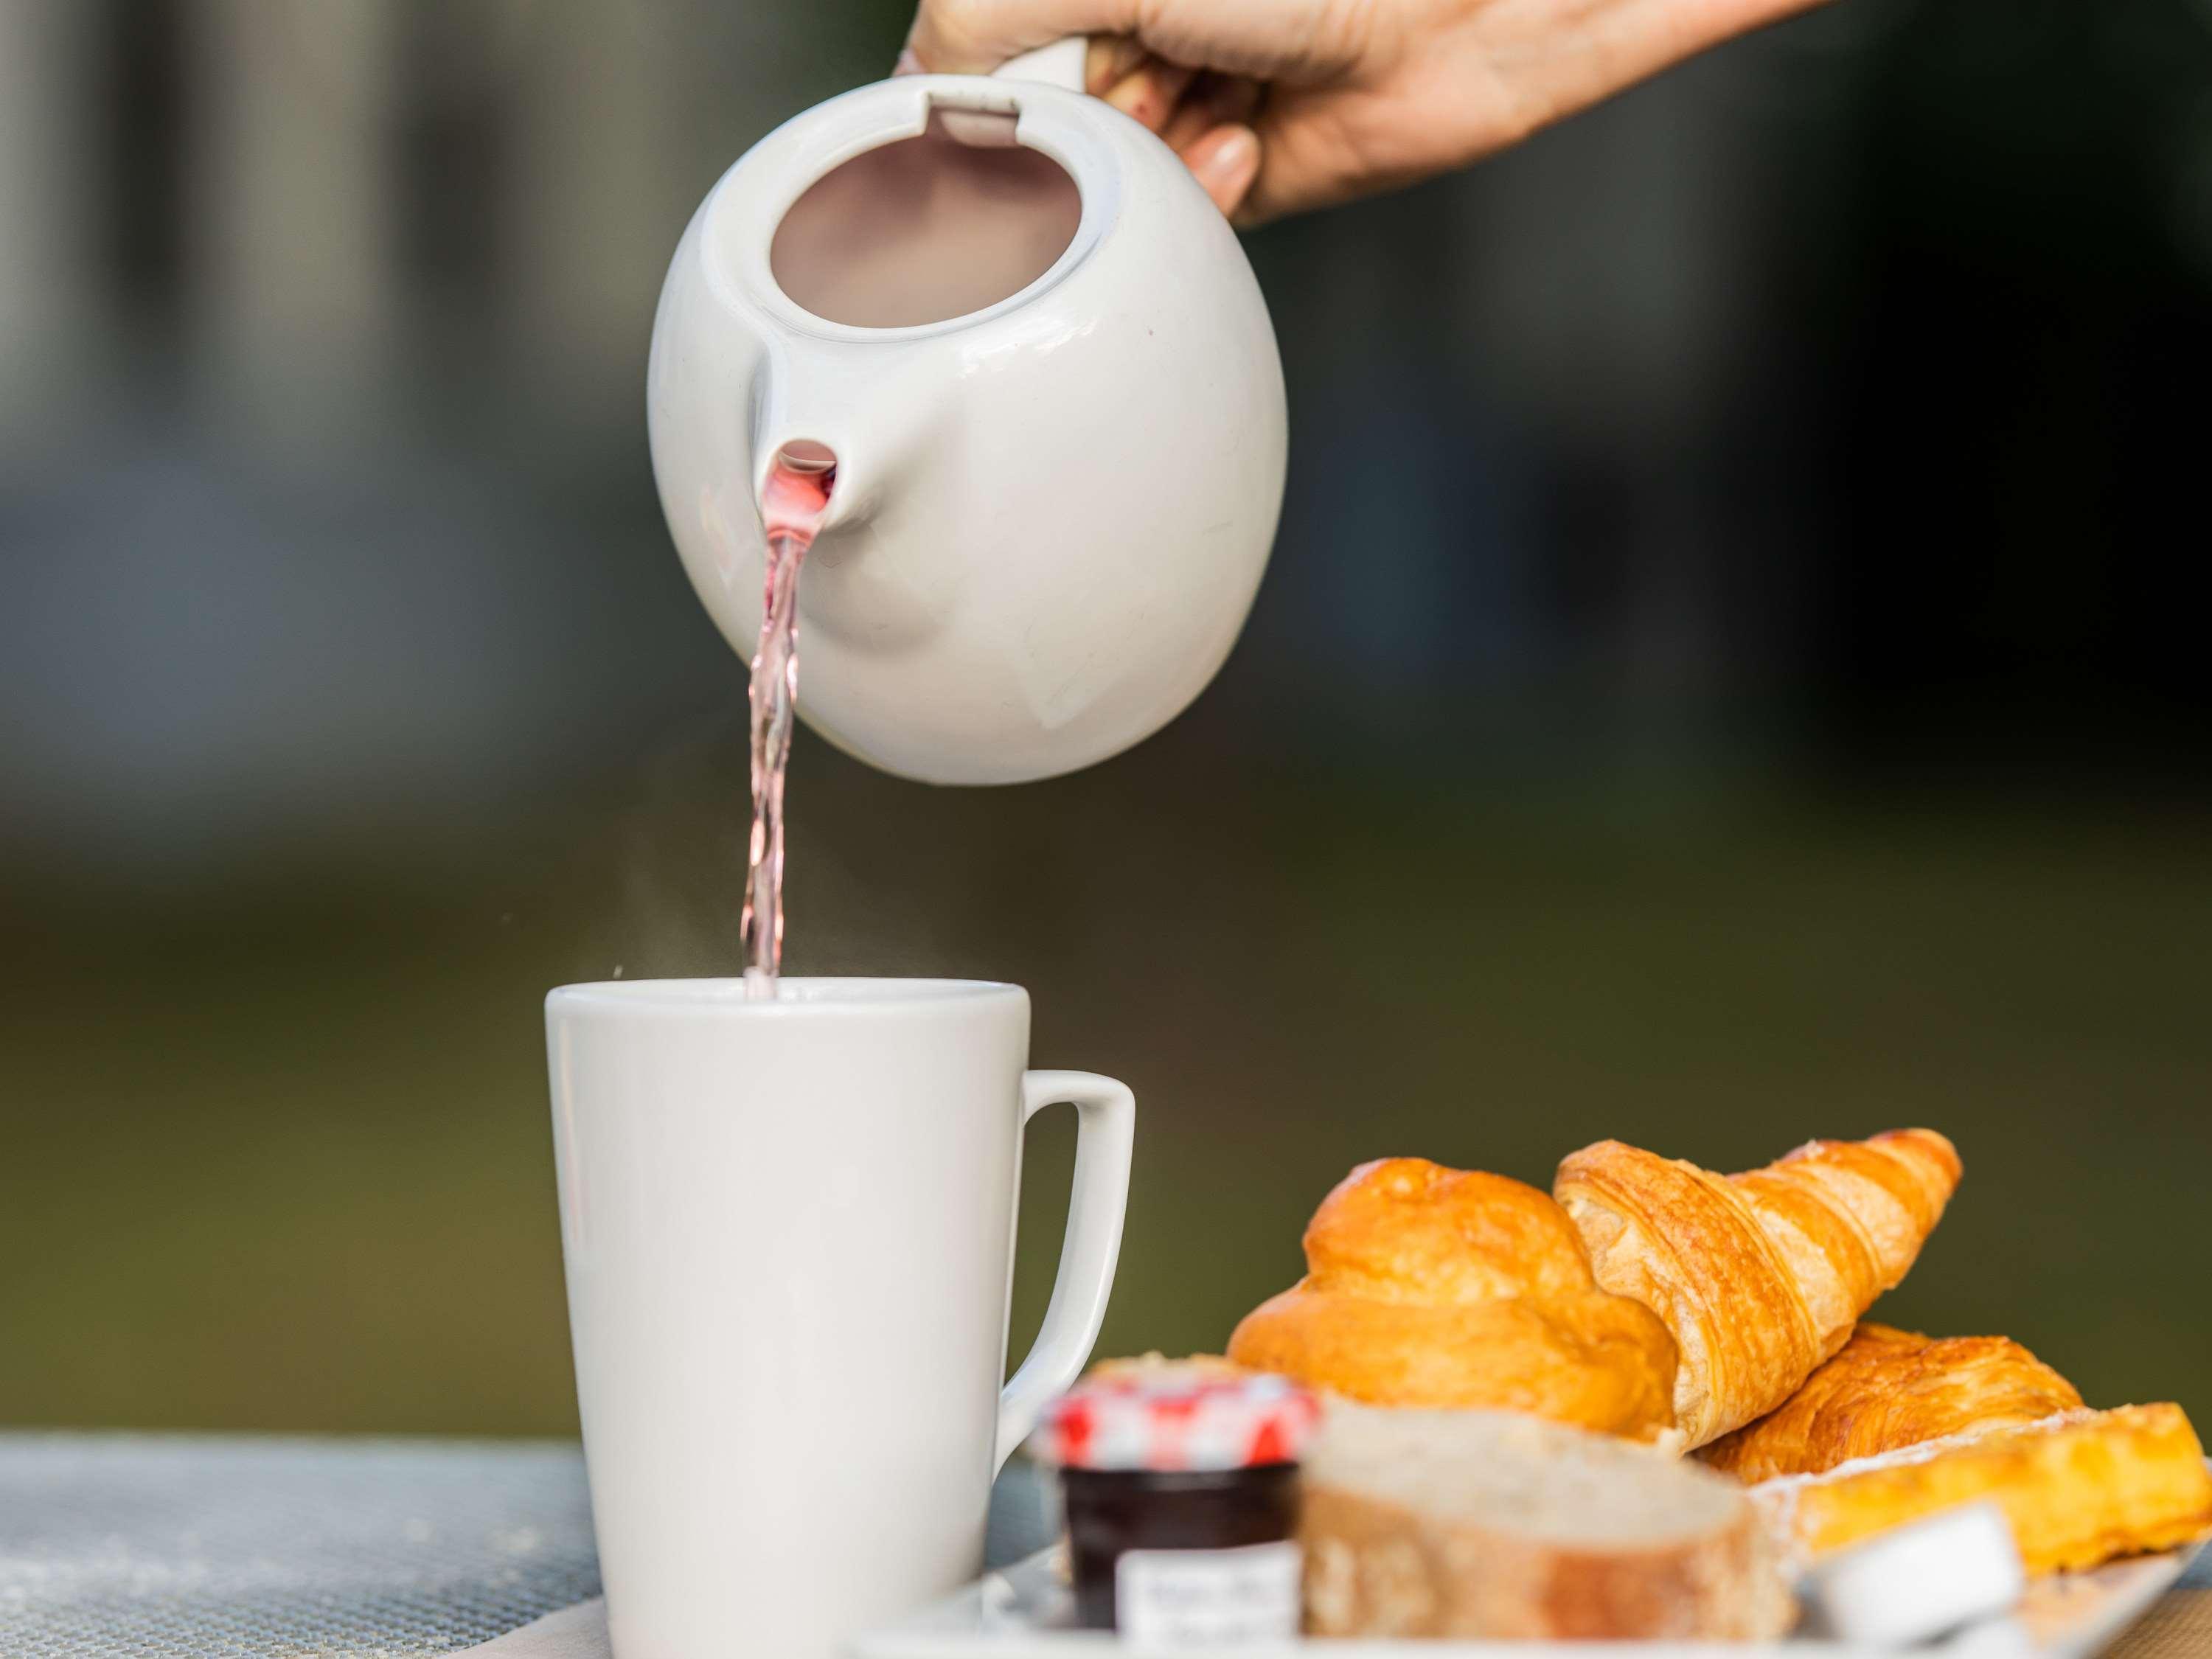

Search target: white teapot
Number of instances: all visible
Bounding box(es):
[647,41,1287,785]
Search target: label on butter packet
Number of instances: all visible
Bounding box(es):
[1115,1541,1303,1645]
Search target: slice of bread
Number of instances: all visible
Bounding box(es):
[1299,1405,1796,1640]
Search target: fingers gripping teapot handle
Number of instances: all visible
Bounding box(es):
[992,38,1089,93]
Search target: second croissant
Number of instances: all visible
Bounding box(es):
[1554,1129,1963,1447]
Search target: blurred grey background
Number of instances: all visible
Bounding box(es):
[1,0,2206,1436]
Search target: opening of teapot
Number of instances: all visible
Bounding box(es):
[769,98,1083,332]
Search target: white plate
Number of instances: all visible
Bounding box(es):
[853,1538,2203,1659]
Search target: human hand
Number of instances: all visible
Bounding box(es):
[900,0,1830,223]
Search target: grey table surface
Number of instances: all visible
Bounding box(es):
[2,1433,2206,1657]
[0,1433,1056,1658]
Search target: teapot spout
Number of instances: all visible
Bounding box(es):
[757,439,838,539]
[751,362,939,540]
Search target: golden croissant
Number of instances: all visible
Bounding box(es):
[1700,1323,2084,1481]
[1554,1130,1961,1447]
[1756,1403,2212,1576]
[1225,1158,1680,1442]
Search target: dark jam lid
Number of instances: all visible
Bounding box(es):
[1035,1363,1321,1472]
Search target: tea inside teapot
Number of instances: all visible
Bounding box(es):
[770,109,1082,330]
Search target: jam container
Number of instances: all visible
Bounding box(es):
[1035,1366,1321,1643]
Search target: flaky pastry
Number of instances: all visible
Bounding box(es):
[1225,1158,1680,1442]
[1555,1130,1962,1447]
[1700,1322,2084,1481]
[1753,1402,2212,1576]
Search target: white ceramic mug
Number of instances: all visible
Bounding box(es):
[545,978,1135,1659]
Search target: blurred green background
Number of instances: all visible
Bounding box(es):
[2,0,2208,1439]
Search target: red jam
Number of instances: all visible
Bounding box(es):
[1036,1364,1319,1639]
[1062,1462,1301,1631]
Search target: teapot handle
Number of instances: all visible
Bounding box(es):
[992,37,1088,93]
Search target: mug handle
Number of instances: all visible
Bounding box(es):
[992,37,1088,94]
[994,1069,1135,1469]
